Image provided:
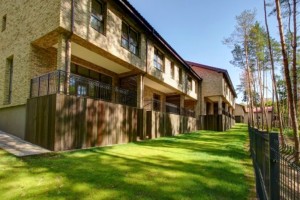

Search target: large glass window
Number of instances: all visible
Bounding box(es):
[153,48,164,71]
[91,0,105,33]
[121,22,139,56]
[70,64,112,100]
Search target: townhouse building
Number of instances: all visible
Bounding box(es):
[0,0,202,150]
[234,104,246,123]
[188,62,237,131]
[245,107,273,129]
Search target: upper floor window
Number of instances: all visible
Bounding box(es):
[91,0,105,33]
[121,22,139,55]
[153,48,164,71]
[178,68,183,84]
[2,15,6,32]
[187,76,192,91]
[170,62,175,79]
[3,56,13,105]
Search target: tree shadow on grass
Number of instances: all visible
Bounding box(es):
[0,124,252,200]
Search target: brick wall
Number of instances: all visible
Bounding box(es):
[191,66,223,97]
[0,0,61,108]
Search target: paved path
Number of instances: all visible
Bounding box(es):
[0,131,50,157]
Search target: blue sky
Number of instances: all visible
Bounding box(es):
[127,0,279,103]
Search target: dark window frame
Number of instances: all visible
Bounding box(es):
[178,68,183,84]
[70,63,112,99]
[121,21,140,56]
[187,76,192,91]
[153,47,164,72]
[153,93,161,111]
[90,0,106,34]
[170,62,175,79]
[71,63,112,84]
[2,14,6,32]
[4,56,13,105]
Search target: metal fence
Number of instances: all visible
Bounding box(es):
[249,127,300,200]
[30,70,137,107]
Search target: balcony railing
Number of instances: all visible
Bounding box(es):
[181,108,196,118]
[30,70,137,107]
[165,102,180,114]
[222,110,234,119]
[144,99,195,117]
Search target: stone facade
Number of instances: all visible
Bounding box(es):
[0,0,61,107]
[188,62,237,131]
[0,0,202,138]
[0,0,199,108]
[234,104,246,123]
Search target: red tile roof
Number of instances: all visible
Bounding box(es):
[245,106,273,113]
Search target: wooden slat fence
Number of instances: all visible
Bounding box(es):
[25,94,198,151]
[26,94,141,151]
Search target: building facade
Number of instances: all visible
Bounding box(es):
[0,0,202,150]
[244,107,273,129]
[234,104,246,123]
[188,62,237,131]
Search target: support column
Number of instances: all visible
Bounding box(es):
[208,102,214,115]
[137,74,144,109]
[112,77,118,103]
[195,80,201,117]
[225,104,229,114]
[225,104,230,130]
[57,34,71,71]
[57,33,72,94]
[217,97,223,131]
[218,96,222,115]
[180,94,185,115]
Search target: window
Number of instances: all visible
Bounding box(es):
[70,64,112,100]
[2,15,6,32]
[3,57,13,105]
[153,48,164,71]
[121,22,139,55]
[91,0,105,33]
[153,94,161,111]
[170,62,175,79]
[187,76,192,91]
[178,68,183,84]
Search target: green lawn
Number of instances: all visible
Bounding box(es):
[0,124,254,200]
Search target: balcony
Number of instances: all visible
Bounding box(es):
[144,99,195,117]
[30,70,137,107]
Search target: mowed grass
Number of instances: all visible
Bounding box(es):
[0,124,254,200]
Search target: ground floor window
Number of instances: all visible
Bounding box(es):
[70,63,112,101]
[153,93,161,111]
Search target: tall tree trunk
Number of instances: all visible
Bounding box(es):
[264,0,284,143]
[271,78,275,129]
[253,70,260,129]
[245,41,255,127]
[263,66,269,131]
[292,0,298,113]
[257,60,265,130]
[258,60,269,132]
[275,0,300,162]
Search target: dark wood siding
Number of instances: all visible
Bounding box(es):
[25,94,142,151]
